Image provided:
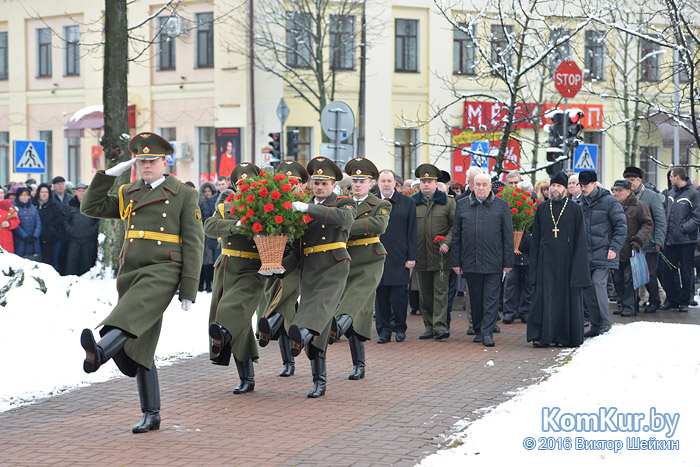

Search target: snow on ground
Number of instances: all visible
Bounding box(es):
[420,321,700,467]
[0,250,210,413]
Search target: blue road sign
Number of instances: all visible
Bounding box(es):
[14,140,46,173]
[573,144,598,173]
[470,141,490,169]
[165,154,174,166]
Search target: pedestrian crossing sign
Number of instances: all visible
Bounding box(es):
[573,144,598,173]
[14,140,47,173]
[470,141,490,169]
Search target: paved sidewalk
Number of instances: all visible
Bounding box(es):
[1,299,698,466]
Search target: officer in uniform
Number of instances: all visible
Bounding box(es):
[79,132,204,433]
[206,163,266,395]
[257,160,308,378]
[330,157,392,380]
[282,157,356,397]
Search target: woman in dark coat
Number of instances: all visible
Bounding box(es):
[32,183,63,268]
[12,187,42,259]
[198,181,219,292]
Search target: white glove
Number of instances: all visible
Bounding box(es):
[229,220,242,234]
[292,201,309,212]
[105,159,135,177]
[181,299,192,311]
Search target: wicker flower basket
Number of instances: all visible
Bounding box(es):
[254,235,288,274]
[513,230,524,254]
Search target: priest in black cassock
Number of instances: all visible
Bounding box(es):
[525,171,591,348]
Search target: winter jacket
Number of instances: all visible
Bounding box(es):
[413,189,456,271]
[12,198,42,258]
[63,196,100,242]
[451,191,514,274]
[51,191,73,242]
[663,182,700,246]
[198,182,219,251]
[33,197,63,245]
[0,201,20,254]
[580,187,627,270]
[618,194,653,262]
[635,184,666,252]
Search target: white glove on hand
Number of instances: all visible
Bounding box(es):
[181,299,192,311]
[105,159,135,177]
[292,201,309,213]
[229,220,242,234]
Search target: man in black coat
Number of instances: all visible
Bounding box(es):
[51,176,74,275]
[63,183,100,276]
[375,169,418,343]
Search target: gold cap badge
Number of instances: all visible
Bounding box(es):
[142,147,150,154]
[317,169,323,174]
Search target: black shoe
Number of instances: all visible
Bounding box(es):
[258,312,284,348]
[502,316,515,324]
[532,340,548,348]
[418,331,433,340]
[409,308,419,315]
[376,335,390,344]
[584,327,601,338]
[81,328,128,374]
[644,304,658,313]
[307,356,326,398]
[278,334,295,377]
[679,304,689,312]
[659,302,678,310]
[348,333,365,380]
[395,331,406,342]
[198,285,205,292]
[132,411,161,433]
[209,322,232,355]
[613,309,622,315]
[493,325,501,333]
[583,319,590,327]
[520,316,528,324]
[433,330,450,340]
[133,364,160,433]
[206,286,212,293]
[473,334,483,343]
[288,325,314,357]
[620,309,635,317]
[466,326,476,335]
[690,300,698,306]
[232,358,255,394]
[482,335,495,347]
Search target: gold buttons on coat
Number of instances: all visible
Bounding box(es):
[228,242,232,246]
[131,225,134,229]
[157,241,162,245]
[165,200,170,205]
[321,224,325,228]
[322,236,326,240]
[162,213,167,217]
[138,231,145,238]
[129,239,133,243]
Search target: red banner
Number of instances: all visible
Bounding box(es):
[451,128,521,185]
[463,101,603,130]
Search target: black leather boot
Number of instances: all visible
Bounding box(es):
[208,322,232,354]
[288,325,314,357]
[307,354,326,398]
[232,358,255,394]
[329,314,353,344]
[348,332,365,380]
[132,364,161,433]
[80,328,129,374]
[258,312,284,348]
[278,333,295,377]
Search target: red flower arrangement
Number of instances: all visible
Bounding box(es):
[500,186,535,231]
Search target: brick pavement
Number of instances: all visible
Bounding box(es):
[1,298,698,466]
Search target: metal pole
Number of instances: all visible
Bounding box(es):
[334,108,341,163]
[280,123,285,160]
[673,48,680,166]
[562,98,569,167]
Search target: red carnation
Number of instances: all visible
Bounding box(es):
[237,179,244,186]
[289,179,299,185]
[240,185,249,193]
[302,215,312,224]
[511,208,518,214]
[525,209,533,215]
[534,206,538,210]
[496,193,502,198]
[434,235,446,243]
[239,216,247,224]
[258,188,269,197]
[536,199,540,204]
[260,179,269,185]
[271,190,281,200]
[259,171,268,176]
[528,200,534,206]
[264,203,274,213]
[521,195,528,200]
[238,204,247,212]
[274,174,285,181]
[246,209,254,217]
[251,182,259,188]
[229,207,236,214]
[234,194,242,201]
[246,194,255,203]
[511,192,518,197]
[281,184,292,192]
[275,216,284,224]
[525,191,531,196]
[515,187,522,192]
[498,186,505,191]
[253,223,263,233]
[226,193,235,203]
[516,201,522,206]
[283,201,293,210]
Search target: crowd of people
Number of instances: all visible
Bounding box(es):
[0,176,99,276]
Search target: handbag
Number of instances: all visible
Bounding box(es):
[630,249,650,290]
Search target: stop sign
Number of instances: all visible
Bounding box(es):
[554,61,582,99]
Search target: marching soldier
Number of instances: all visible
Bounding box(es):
[79,132,204,433]
[205,163,266,394]
[257,160,309,377]
[282,157,356,397]
[330,158,392,380]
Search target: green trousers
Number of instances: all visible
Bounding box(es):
[416,270,449,333]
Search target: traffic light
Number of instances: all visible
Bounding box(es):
[544,109,564,175]
[268,132,281,160]
[565,108,585,142]
[286,129,300,160]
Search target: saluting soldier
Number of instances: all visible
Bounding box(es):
[79,132,204,433]
[257,160,309,378]
[330,157,392,380]
[282,157,356,397]
[206,163,266,395]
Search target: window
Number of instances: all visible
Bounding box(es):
[196,13,214,68]
[394,128,419,180]
[0,32,7,80]
[64,25,80,76]
[549,28,572,76]
[285,12,313,68]
[38,130,53,180]
[584,30,605,81]
[157,17,176,71]
[640,146,658,186]
[330,15,355,70]
[159,127,176,173]
[490,24,513,78]
[453,23,476,75]
[37,28,52,78]
[197,126,215,182]
[66,130,81,184]
[640,38,660,82]
[0,132,8,187]
[286,126,312,165]
[395,19,418,72]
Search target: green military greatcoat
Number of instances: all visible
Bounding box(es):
[282,192,356,355]
[335,194,392,340]
[260,268,300,335]
[81,171,204,376]
[205,201,266,365]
